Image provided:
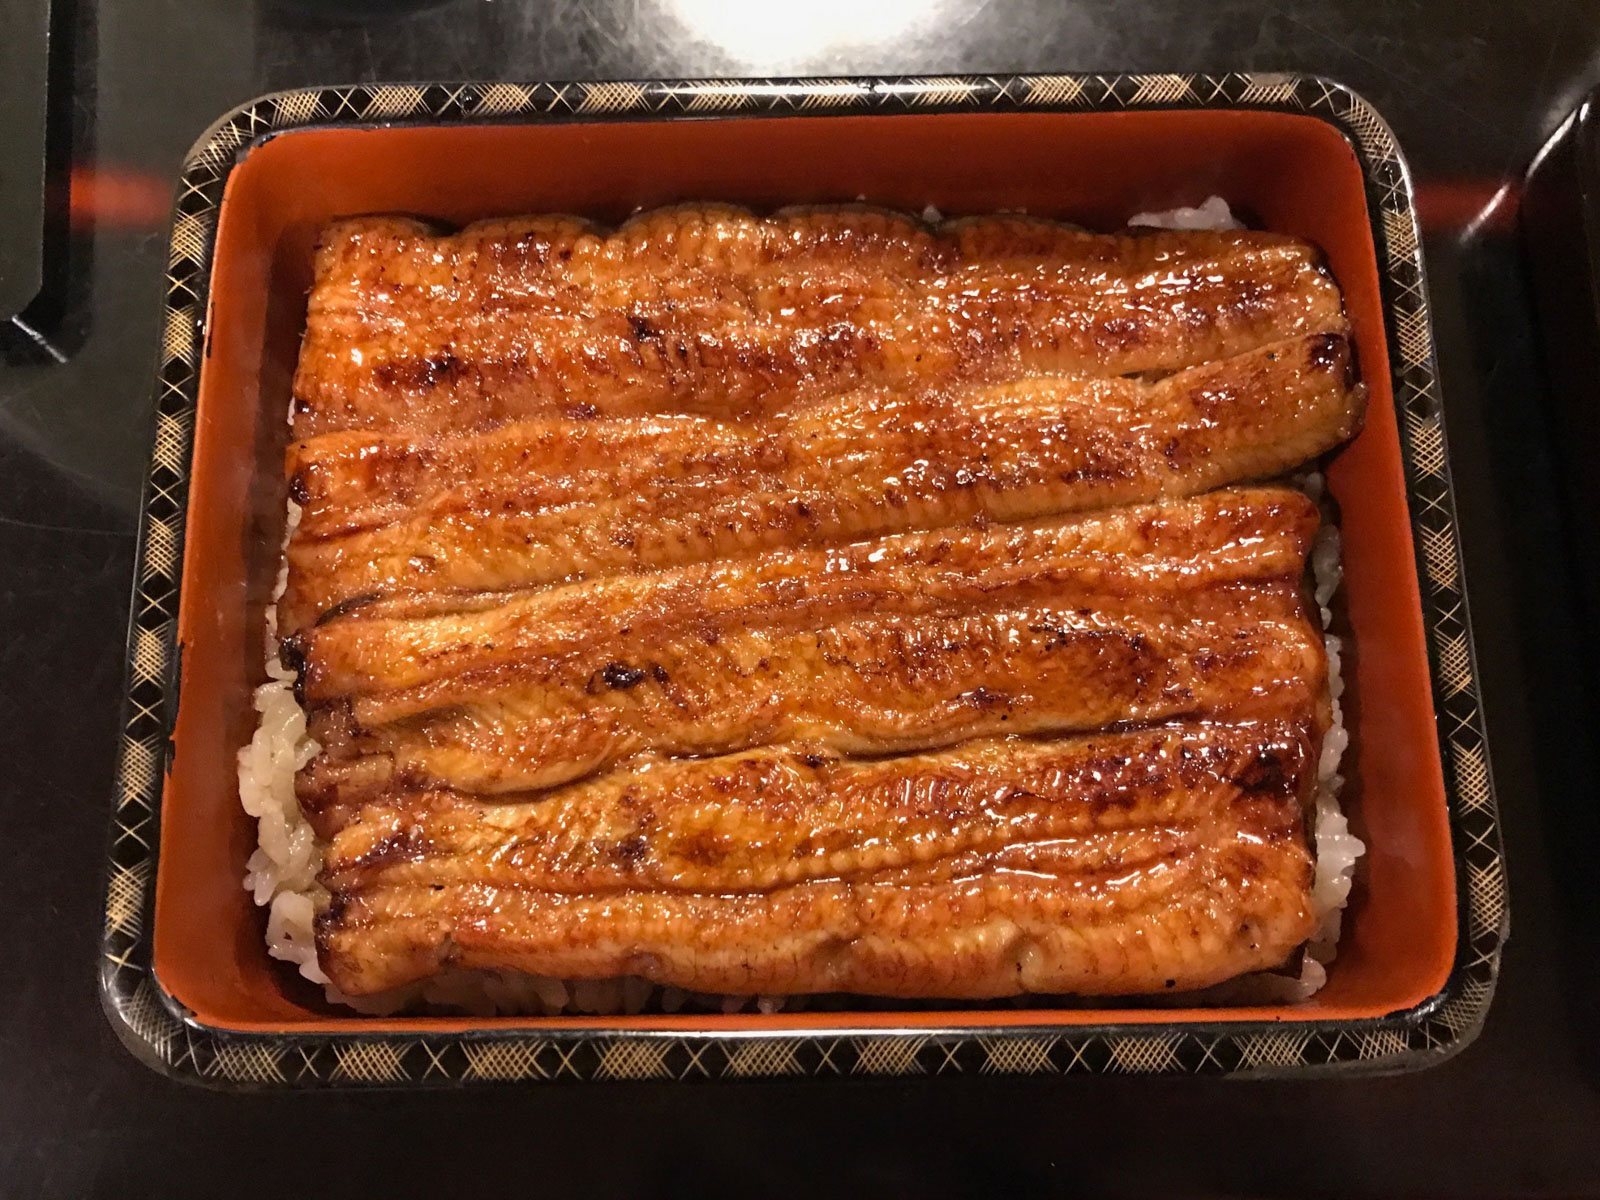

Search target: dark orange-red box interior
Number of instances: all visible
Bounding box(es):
[156,108,1455,1033]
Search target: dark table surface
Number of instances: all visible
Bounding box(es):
[4,2,1600,1196]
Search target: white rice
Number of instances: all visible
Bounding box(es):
[236,498,328,987]
[238,196,1361,1013]
[1293,490,1364,1000]
[1128,194,1245,231]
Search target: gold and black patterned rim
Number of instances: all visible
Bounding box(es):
[100,73,1504,1087]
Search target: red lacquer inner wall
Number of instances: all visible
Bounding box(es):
[155,109,1455,1032]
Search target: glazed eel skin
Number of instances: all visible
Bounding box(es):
[291,206,1346,438]
[279,331,1359,633]
[278,206,1364,1000]
[319,724,1318,998]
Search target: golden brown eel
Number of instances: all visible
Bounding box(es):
[315,721,1318,996]
[266,204,1356,1003]
[290,207,1347,439]
[278,332,1361,632]
[293,488,1326,801]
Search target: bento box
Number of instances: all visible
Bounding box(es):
[100,73,1504,1086]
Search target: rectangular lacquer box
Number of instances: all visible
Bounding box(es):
[101,74,1503,1086]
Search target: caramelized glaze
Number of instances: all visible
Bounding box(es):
[318,724,1317,996]
[282,206,1360,1000]
[292,207,1347,438]
[280,332,1361,632]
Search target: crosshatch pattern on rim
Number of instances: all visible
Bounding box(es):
[100,73,1504,1086]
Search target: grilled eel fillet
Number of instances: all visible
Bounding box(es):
[291,207,1346,439]
[281,206,1361,1000]
[318,724,1318,997]
[303,487,1331,996]
[279,331,1360,633]
[295,487,1326,801]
